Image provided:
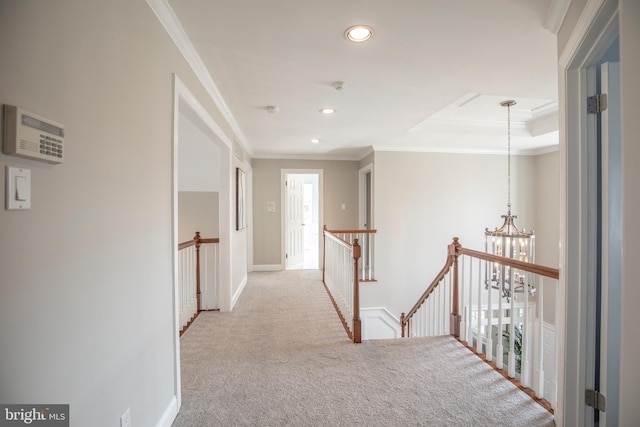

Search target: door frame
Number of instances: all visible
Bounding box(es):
[358,164,373,230]
[558,0,619,425]
[172,74,233,411]
[281,169,323,270]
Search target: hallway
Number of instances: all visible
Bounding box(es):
[173,270,554,426]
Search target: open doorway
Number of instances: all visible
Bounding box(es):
[282,169,323,270]
[359,164,373,273]
[172,74,232,411]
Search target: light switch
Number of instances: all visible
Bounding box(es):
[15,176,28,201]
[6,166,31,210]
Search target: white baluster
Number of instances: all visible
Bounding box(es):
[496,261,504,370]
[467,256,473,347]
[486,259,493,362]
[508,267,516,378]
[536,277,545,398]
[460,256,466,341]
[476,259,482,354]
[522,271,530,387]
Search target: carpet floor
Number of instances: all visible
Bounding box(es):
[172,270,555,427]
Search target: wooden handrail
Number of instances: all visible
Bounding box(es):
[178,236,220,250]
[400,237,560,413]
[456,246,559,280]
[401,251,455,336]
[401,237,560,337]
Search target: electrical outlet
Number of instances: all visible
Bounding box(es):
[120,408,131,427]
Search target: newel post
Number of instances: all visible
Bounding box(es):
[353,238,362,344]
[400,312,406,338]
[449,237,462,338]
[195,231,202,313]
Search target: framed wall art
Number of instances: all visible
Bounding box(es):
[236,167,247,230]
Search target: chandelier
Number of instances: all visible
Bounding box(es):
[485,100,535,302]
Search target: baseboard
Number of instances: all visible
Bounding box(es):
[360,307,401,340]
[231,275,248,309]
[155,396,178,427]
[252,264,283,271]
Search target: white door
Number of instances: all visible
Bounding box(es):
[285,175,305,269]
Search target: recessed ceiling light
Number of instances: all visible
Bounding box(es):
[311,138,321,144]
[320,107,335,115]
[345,25,374,42]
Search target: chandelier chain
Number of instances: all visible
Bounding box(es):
[500,100,516,215]
[507,102,511,214]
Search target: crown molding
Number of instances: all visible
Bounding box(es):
[145,0,252,157]
[371,144,558,156]
[544,0,572,35]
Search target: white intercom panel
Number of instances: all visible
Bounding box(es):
[3,105,65,164]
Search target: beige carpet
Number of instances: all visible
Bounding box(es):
[172,270,555,427]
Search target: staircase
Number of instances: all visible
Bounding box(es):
[399,237,558,413]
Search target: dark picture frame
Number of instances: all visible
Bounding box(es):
[236,167,247,230]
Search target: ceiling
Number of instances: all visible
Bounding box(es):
[166,0,560,160]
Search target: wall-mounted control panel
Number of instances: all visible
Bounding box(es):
[3,105,65,164]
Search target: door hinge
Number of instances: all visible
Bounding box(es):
[587,94,608,114]
[585,389,606,411]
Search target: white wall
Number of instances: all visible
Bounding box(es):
[178,192,219,242]
[0,1,238,425]
[252,159,359,267]
[231,154,251,306]
[363,151,536,319]
[534,150,560,324]
[178,109,221,192]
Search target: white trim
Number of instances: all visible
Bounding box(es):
[252,149,372,162]
[529,145,560,156]
[172,74,234,410]
[360,307,401,340]
[231,275,248,309]
[252,264,283,272]
[558,1,619,425]
[154,397,178,427]
[358,164,373,231]
[173,78,233,149]
[280,169,324,270]
[145,0,251,156]
[559,0,606,67]
[370,145,554,156]
[544,0,572,35]
[171,76,182,412]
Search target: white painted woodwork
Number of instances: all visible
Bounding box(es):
[285,175,305,270]
[324,232,356,333]
[361,308,401,340]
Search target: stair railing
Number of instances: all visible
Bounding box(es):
[177,231,220,336]
[323,227,377,281]
[322,226,362,343]
[401,237,559,411]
